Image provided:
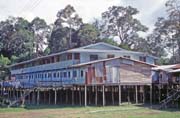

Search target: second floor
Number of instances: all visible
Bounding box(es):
[10,42,158,75]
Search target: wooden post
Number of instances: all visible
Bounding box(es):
[84,85,87,107]
[49,90,51,105]
[158,86,161,103]
[79,86,81,106]
[135,85,138,104]
[102,85,105,106]
[66,89,68,104]
[44,90,46,104]
[37,89,40,105]
[95,85,98,106]
[112,86,114,105]
[72,87,74,105]
[143,86,145,103]
[119,85,121,105]
[55,89,57,105]
[150,85,152,107]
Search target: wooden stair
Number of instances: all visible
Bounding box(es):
[159,89,180,109]
[8,88,36,107]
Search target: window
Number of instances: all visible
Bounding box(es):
[107,54,115,58]
[44,73,47,78]
[81,70,84,77]
[57,72,60,78]
[90,55,98,61]
[48,73,52,78]
[123,55,131,59]
[73,71,77,77]
[139,56,146,62]
[67,53,72,60]
[54,72,56,78]
[63,72,67,78]
[74,53,80,60]
[68,71,71,77]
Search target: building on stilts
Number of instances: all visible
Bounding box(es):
[0,42,159,107]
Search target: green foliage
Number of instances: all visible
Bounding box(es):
[76,23,100,47]
[101,6,148,49]
[0,55,10,66]
[101,38,119,46]
[0,55,10,80]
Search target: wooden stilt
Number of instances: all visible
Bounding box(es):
[112,86,114,105]
[44,90,46,104]
[150,85,152,107]
[72,87,74,105]
[55,89,57,105]
[95,86,98,106]
[143,86,145,104]
[79,86,81,106]
[119,85,121,105]
[84,85,87,107]
[49,90,51,105]
[102,85,105,106]
[135,85,138,104]
[158,85,161,103]
[66,89,68,104]
[37,89,40,105]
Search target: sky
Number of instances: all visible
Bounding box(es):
[0,0,167,33]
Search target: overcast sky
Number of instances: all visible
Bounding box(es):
[0,0,167,33]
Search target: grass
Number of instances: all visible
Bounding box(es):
[0,104,180,118]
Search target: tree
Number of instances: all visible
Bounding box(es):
[54,4,83,49]
[74,23,100,47]
[30,17,51,57]
[152,0,180,63]
[0,17,34,60]
[0,55,10,80]
[101,6,148,49]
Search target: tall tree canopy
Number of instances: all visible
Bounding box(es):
[30,17,51,57]
[49,5,83,53]
[101,6,148,49]
[151,0,180,63]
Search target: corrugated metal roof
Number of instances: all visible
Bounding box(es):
[70,56,157,68]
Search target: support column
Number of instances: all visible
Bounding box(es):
[143,86,145,104]
[135,85,138,104]
[95,86,98,106]
[112,86,114,105]
[49,90,51,105]
[150,85,152,107]
[79,86,81,106]
[55,89,57,105]
[102,85,105,106]
[66,89,68,104]
[119,85,121,105]
[84,85,87,107]
[37,89,40,105]
[72,87,74,105]
[158,86,161,103]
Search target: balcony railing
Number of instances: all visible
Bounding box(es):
[11,60,79,75]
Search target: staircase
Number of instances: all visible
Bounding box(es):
[8,88,36,107]
[159,88,180,109]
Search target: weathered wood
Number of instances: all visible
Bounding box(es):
[72,87,74,105]
[95,86,98,106]
[135,85,138,104]
[102,85,105,106]
[37,89,40,105]
[79,86,81,106]
[143,86,145,103]
[112,86,114,105]
[119,85,121,105]
[85,85,87,107]
[150,85,152,107]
